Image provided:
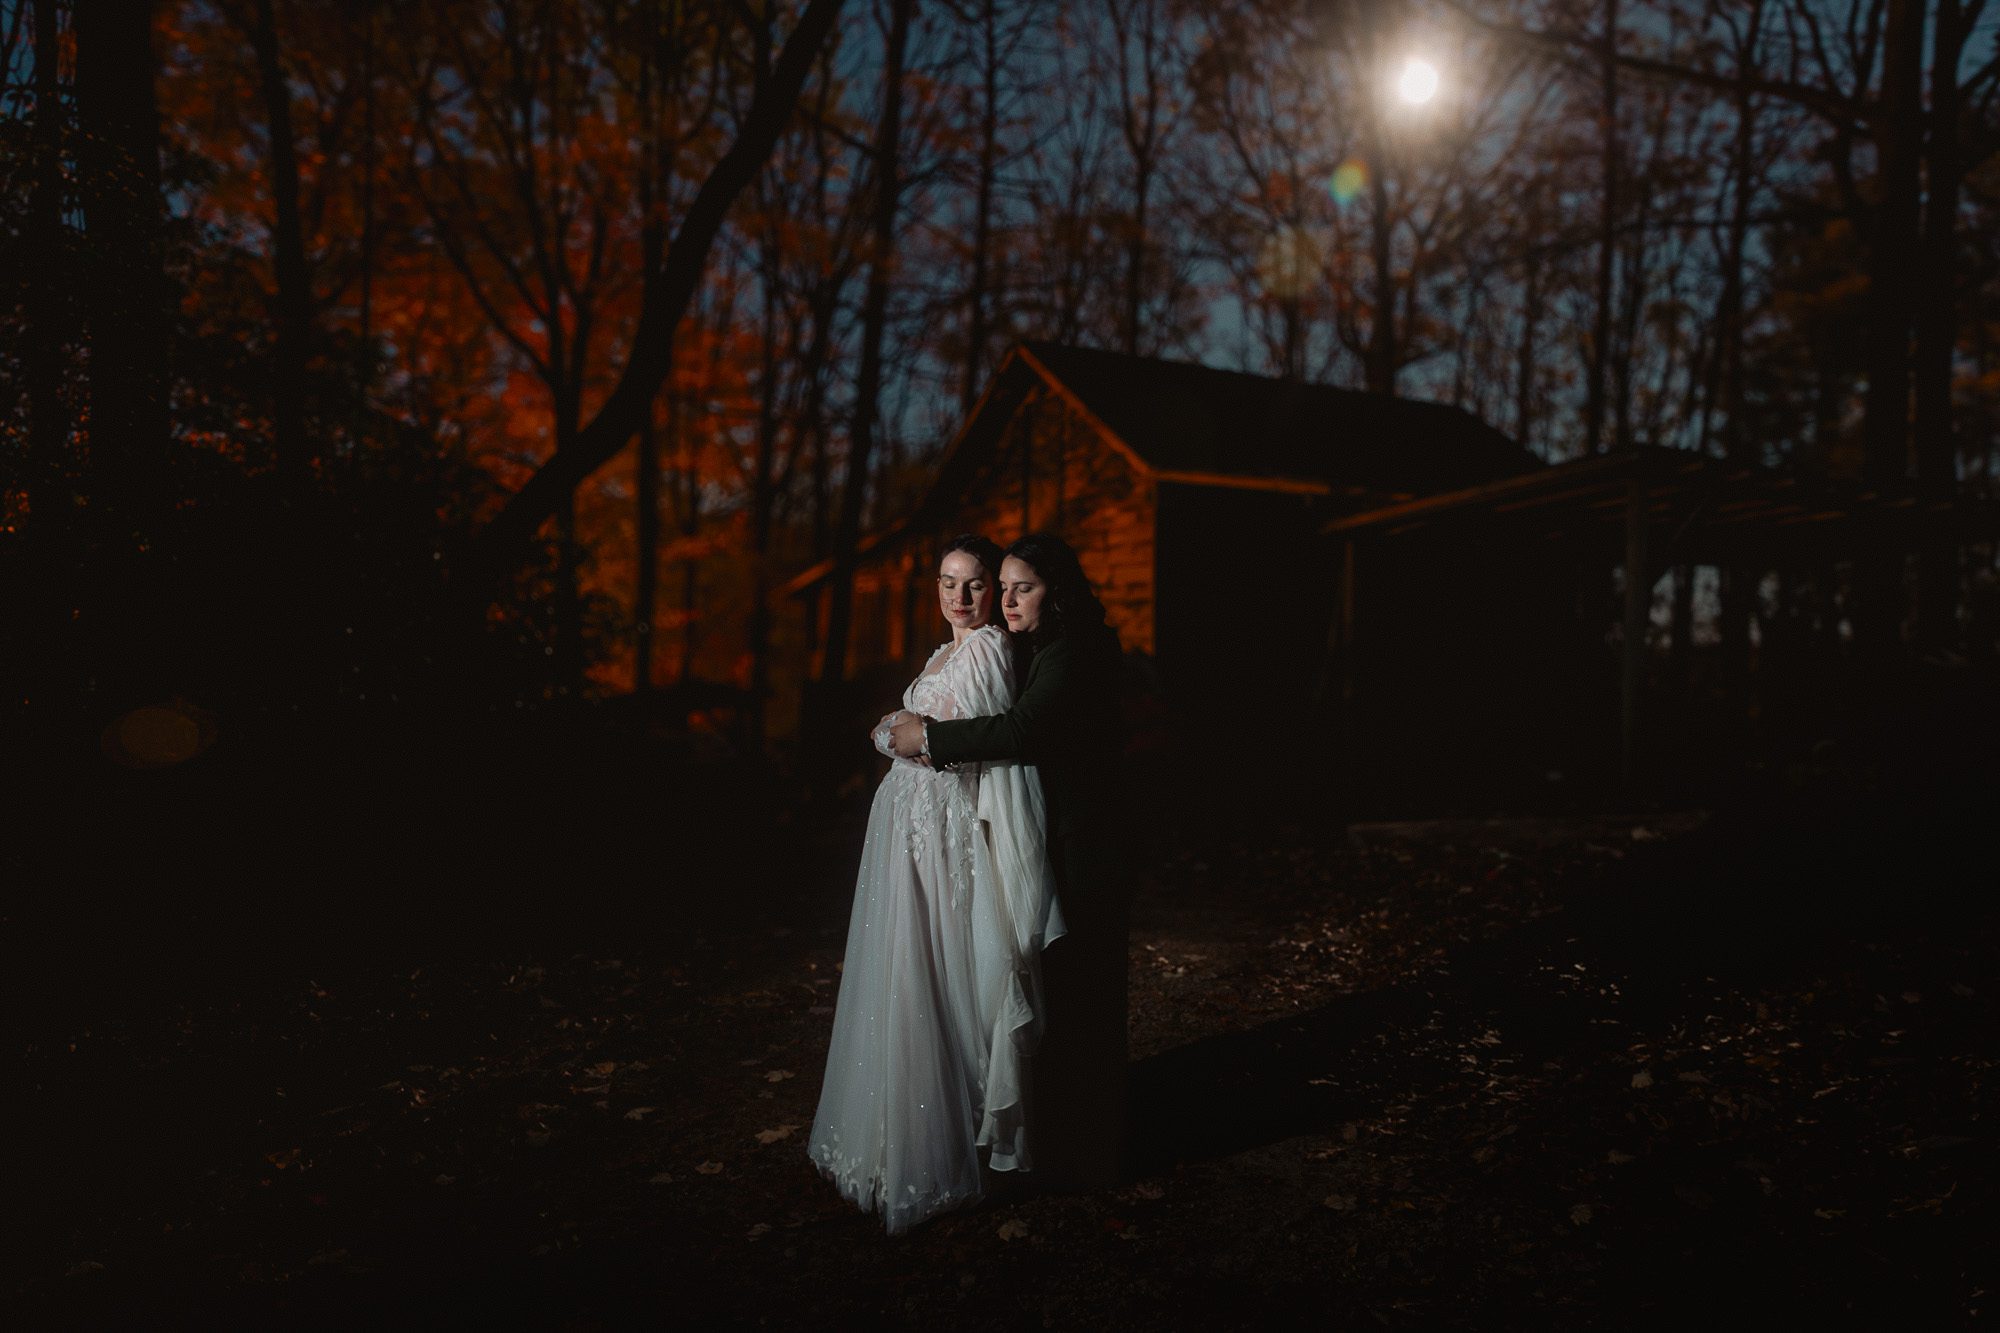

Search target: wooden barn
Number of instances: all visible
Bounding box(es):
[1318,443,1993,810]
[779,340,1998,810]
[782,341,1546,762]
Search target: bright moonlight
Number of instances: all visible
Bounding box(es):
[1397,57,1439,105]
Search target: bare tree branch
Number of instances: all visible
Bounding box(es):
[462,0,846,589]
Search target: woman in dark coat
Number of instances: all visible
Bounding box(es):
[889,532,1130,1189]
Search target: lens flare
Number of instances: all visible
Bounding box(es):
[1397,57,1440,105]
[1327,160,1367,206]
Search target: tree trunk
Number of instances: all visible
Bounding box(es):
[633,2,669,699]
[744,248,784,743]
[354,1,378,433]
[1853,0,1926,661]
[1712,3,1764,464]
[1582,0,1619,455]
[819,0,911,689]
[672,385,700,684]
[1512,241,1544,444]
[1913,0,1969,653]
[248,0,312,497]
[1365,126,1396,395]
[800,283,839,561]
[960,0,999,415]
[550,371,584,697]
[635,408,659,694]
[74,0,170,552]
[1111,0,1163,357]
[1611,124,1654,452]
[27,0,67,541]
[1862,0,1925,486]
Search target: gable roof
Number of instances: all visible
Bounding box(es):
[1012,341,1540,496]
[781,341,1539,596]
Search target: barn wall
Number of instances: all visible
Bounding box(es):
[1154,482,1327,712]
[948,387,1155,654]
[783,379,1161,744]
[1342,525,1608,810]
[1051,392,1155,655]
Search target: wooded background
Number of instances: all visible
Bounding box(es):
[2,0,1996,762]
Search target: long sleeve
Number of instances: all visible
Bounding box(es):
[926,637,1076,768]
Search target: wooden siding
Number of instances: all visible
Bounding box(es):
[950,386,1155,655]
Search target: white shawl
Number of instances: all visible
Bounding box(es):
[946,627,1068,1172]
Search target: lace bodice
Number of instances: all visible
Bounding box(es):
[903,629,1000,721]
[873,626,1011,766]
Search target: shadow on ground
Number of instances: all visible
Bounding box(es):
[11,712,1997,1328]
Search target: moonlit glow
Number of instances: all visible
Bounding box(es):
[1396,57,1439,105]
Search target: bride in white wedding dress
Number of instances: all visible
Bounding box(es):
[807,535,1066,1235]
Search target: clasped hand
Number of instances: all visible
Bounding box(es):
[871,710,932,763]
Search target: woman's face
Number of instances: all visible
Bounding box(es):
[999,555,1046,634]
[938,550,994,630]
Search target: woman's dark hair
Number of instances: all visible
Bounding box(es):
[1005,531,1116,653]
[939,532,1004,582]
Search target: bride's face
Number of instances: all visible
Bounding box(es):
[937,550,994,630]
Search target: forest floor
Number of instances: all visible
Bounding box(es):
[13,745,1998,1329]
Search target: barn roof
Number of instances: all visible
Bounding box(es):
[781,341,1539,596]
[1322,442,1988,563]
[1012,341,1539,496]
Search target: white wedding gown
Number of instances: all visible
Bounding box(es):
[807,623,1067,1234]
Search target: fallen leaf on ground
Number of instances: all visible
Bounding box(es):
[624,1107,656,1122]
[695,1161,724,1174]
[1569,1203,1594,1225]
[764,1069,795,1083]
[1630,1070,1654,1089]
[1323,1193,1355,1211]
[755,1123,800,1144]
[997,1219,1029,1240]
[649,1172,675,1184]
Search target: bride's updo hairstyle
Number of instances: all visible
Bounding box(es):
[940,532,1004,583]
[1006,531,1116,654]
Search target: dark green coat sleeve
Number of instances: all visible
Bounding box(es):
[926,637,1074,767]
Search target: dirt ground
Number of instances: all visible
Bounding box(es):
[15,768,1998,1328]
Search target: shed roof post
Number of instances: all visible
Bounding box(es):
[1315,536,1358,814]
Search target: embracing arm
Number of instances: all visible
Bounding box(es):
[924,637,1076,767]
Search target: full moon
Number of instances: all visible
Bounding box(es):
[1396,57,1440,105]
